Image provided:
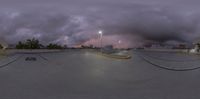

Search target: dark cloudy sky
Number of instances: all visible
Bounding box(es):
[0,0,200,47]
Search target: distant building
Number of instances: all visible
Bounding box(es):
[150,44,163,49]
[144,43,173,49]
[173,44,187,49]
[7,44,15,49]
[102,45,116,54]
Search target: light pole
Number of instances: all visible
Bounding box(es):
[118,40,121,49]
[98,30,103,53]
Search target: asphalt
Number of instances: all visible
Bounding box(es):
[0,50,200,99]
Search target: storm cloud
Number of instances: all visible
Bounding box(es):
[0,0,200,47]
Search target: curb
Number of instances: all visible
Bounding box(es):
[136,52,200,71]
[96,52,131,59]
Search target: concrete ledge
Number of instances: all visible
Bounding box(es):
[142,49,189,53]
[5,49,63,54]
[96,52,131,59]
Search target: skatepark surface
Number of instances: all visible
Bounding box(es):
[0,49,200,99]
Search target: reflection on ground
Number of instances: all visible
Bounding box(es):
[0,49,200,99]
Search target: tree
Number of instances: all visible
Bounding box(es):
[16,41,25,49]
[63,45,68,49]
[16,38,42,49]
[0,44,3,49]
[46,43,64,49]
[25,38,41,49]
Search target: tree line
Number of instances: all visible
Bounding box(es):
[15,38,67,49]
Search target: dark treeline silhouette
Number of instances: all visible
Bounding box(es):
[16,38,66,49]
[16,38,41,49]
[46,43,65,49]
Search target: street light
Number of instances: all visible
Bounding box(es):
[98,30,103,35]
[98,30,103,53]
[118,40,121,49]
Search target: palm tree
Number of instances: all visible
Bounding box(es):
[16,38,42,49]
[25,38,40,49]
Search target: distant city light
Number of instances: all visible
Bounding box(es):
[118,40,121,44]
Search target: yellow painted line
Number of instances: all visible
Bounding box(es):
[94,52,117,61]
[96,52,131,59]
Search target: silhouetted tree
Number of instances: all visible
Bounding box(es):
[46,43,63,49]
[0,44,3,49]
[63,45,68,49]
[16,38,42,49]
[16,41,25,49]
[25,38,41,49]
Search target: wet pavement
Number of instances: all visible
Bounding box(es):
[0,50,200,99]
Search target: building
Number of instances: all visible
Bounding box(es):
[102,45,116,54]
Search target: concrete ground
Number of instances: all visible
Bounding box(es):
[0,50,7,60]
[0,50,200,99]
[0,55,4,59]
